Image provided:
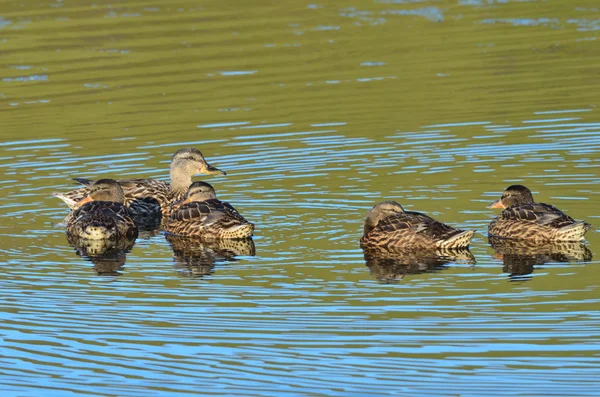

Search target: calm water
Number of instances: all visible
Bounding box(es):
[1,1,600,396]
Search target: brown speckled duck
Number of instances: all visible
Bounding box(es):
[360,201,474,250]
[65,179,138,241]
[164,181,254,239]
[53,148,226,218]
[487,185,592,242]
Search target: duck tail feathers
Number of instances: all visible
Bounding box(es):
[73,178,94,186]
[437,230,474,249]
[556,222,592,242]
[51,192,79,209]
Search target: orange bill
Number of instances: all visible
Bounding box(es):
[486,199,505,209]
[75,195,93,208]
[171,197,192,210]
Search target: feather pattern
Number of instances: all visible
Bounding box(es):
[66,201,138,241]
[164,199,254,239]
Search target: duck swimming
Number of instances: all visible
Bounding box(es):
[360,201,474,250]
[163,181,254,239]
[53,148,226,217]
[487,184,592,242]
[66,179,138,241]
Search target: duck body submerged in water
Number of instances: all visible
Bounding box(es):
[360,201,474,250]
[66,179,138,241]
[53,148,226,218]
[164,181,254,240]
[487,185,592,242]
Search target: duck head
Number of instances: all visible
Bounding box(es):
[363,201,405,236]
[487,185,534,209]
[76,179,126,207]
[174,181,218,207]
[171,148,226,178]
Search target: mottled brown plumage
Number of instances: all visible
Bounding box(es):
[52,148,226,217]
[487,185,592,242]
[360,201,474,250]
[65,179,138,241]
[164,182,254,239]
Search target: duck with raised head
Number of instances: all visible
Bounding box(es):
[65,179,138,241]
[360,201,474,250]
[53,148,226,217]
[164,181,254,239]
[487,185,593,242]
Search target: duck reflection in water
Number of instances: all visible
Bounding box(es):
[489,236,593,282]
[363,247,475,282]
[165,235,255,277]
[67,234,136,276]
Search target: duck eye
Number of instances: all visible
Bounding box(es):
[188,156,195,161]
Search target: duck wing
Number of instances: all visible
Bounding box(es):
[170,199,247,226]
[72,201,134,223]
[377,211,460,241]
[73,178,170,200]
[116,179,169,199]
[499,203,576,227]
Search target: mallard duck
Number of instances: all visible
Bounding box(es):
[360,201,474,250]
[163,181,254,239]
[487,185,592,241]
[52,148,226,217]
[66,179,138,241]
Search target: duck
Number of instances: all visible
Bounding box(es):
[360,201,474,250]
[52,148,226,218]
[487,185,592,242]
[65,179,138,241]
[163,181,254,239]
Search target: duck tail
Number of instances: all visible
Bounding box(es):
[51,192,80,209]
[437,230,474,249]
[73,178,94,186]
[223,223,255,239]
[555,221,593,242]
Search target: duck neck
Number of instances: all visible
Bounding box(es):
[170,169,193,194]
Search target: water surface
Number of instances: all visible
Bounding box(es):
[1,1,600,396]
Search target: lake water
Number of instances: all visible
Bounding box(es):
[1,1,599,396]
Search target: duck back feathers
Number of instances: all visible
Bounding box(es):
[165,199,254,239]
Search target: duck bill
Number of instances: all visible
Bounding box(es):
[172,197,192,208]
[487,199,505,209]
[198,163,227,176]
[75,195,93,208]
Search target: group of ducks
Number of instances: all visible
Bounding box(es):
[53,148,255,243]
[361,185,593,251]
[53,147,593,254]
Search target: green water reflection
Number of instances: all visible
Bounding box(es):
[0,0,599,396]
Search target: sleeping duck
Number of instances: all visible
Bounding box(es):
[360,201,474,250]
